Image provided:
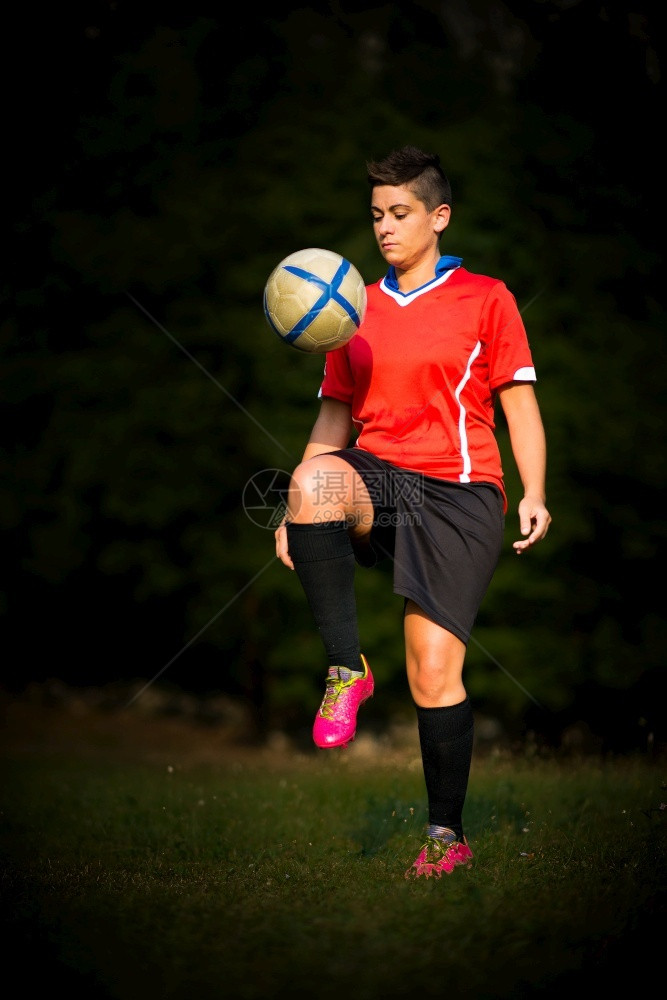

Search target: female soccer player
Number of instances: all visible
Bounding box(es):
[275,145,551,878]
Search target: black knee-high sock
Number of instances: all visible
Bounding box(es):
[286,521,362,670]
[416,699,474,841]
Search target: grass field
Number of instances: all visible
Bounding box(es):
[1,688,665,999]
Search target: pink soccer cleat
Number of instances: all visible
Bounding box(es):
[312,655,374,749]
[405,836,474,879]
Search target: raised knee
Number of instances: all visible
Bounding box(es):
[288,460,347,523]
[290,462,318,497]
[289,463,322,510]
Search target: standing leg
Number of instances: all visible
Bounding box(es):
[403,601,475,878]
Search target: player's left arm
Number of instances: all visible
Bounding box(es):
[497,382,552,554]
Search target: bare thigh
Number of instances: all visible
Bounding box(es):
[288,454,374,543]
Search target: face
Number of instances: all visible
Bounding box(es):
[371,184,451,272]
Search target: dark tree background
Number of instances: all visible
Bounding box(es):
[4,2,665,750]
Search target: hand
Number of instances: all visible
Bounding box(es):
[275,519,294,569]
[513,495,551,554]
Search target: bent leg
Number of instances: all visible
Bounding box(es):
[287,454,374,532]
[286,454,374,671]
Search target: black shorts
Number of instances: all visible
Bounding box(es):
[329,448,505,645]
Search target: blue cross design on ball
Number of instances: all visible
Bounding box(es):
[282,258,362,344]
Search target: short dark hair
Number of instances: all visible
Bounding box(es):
[366,145,452,209]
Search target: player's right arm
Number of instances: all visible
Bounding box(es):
[275,398,353,567]
[301,397,354,461]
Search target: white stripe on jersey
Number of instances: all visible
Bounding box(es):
[455,341,482,483]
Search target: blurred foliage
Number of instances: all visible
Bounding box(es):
[4,2,665,748]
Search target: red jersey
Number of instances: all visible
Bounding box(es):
[318,263,536,510]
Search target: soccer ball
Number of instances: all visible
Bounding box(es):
[263,247,367,353]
